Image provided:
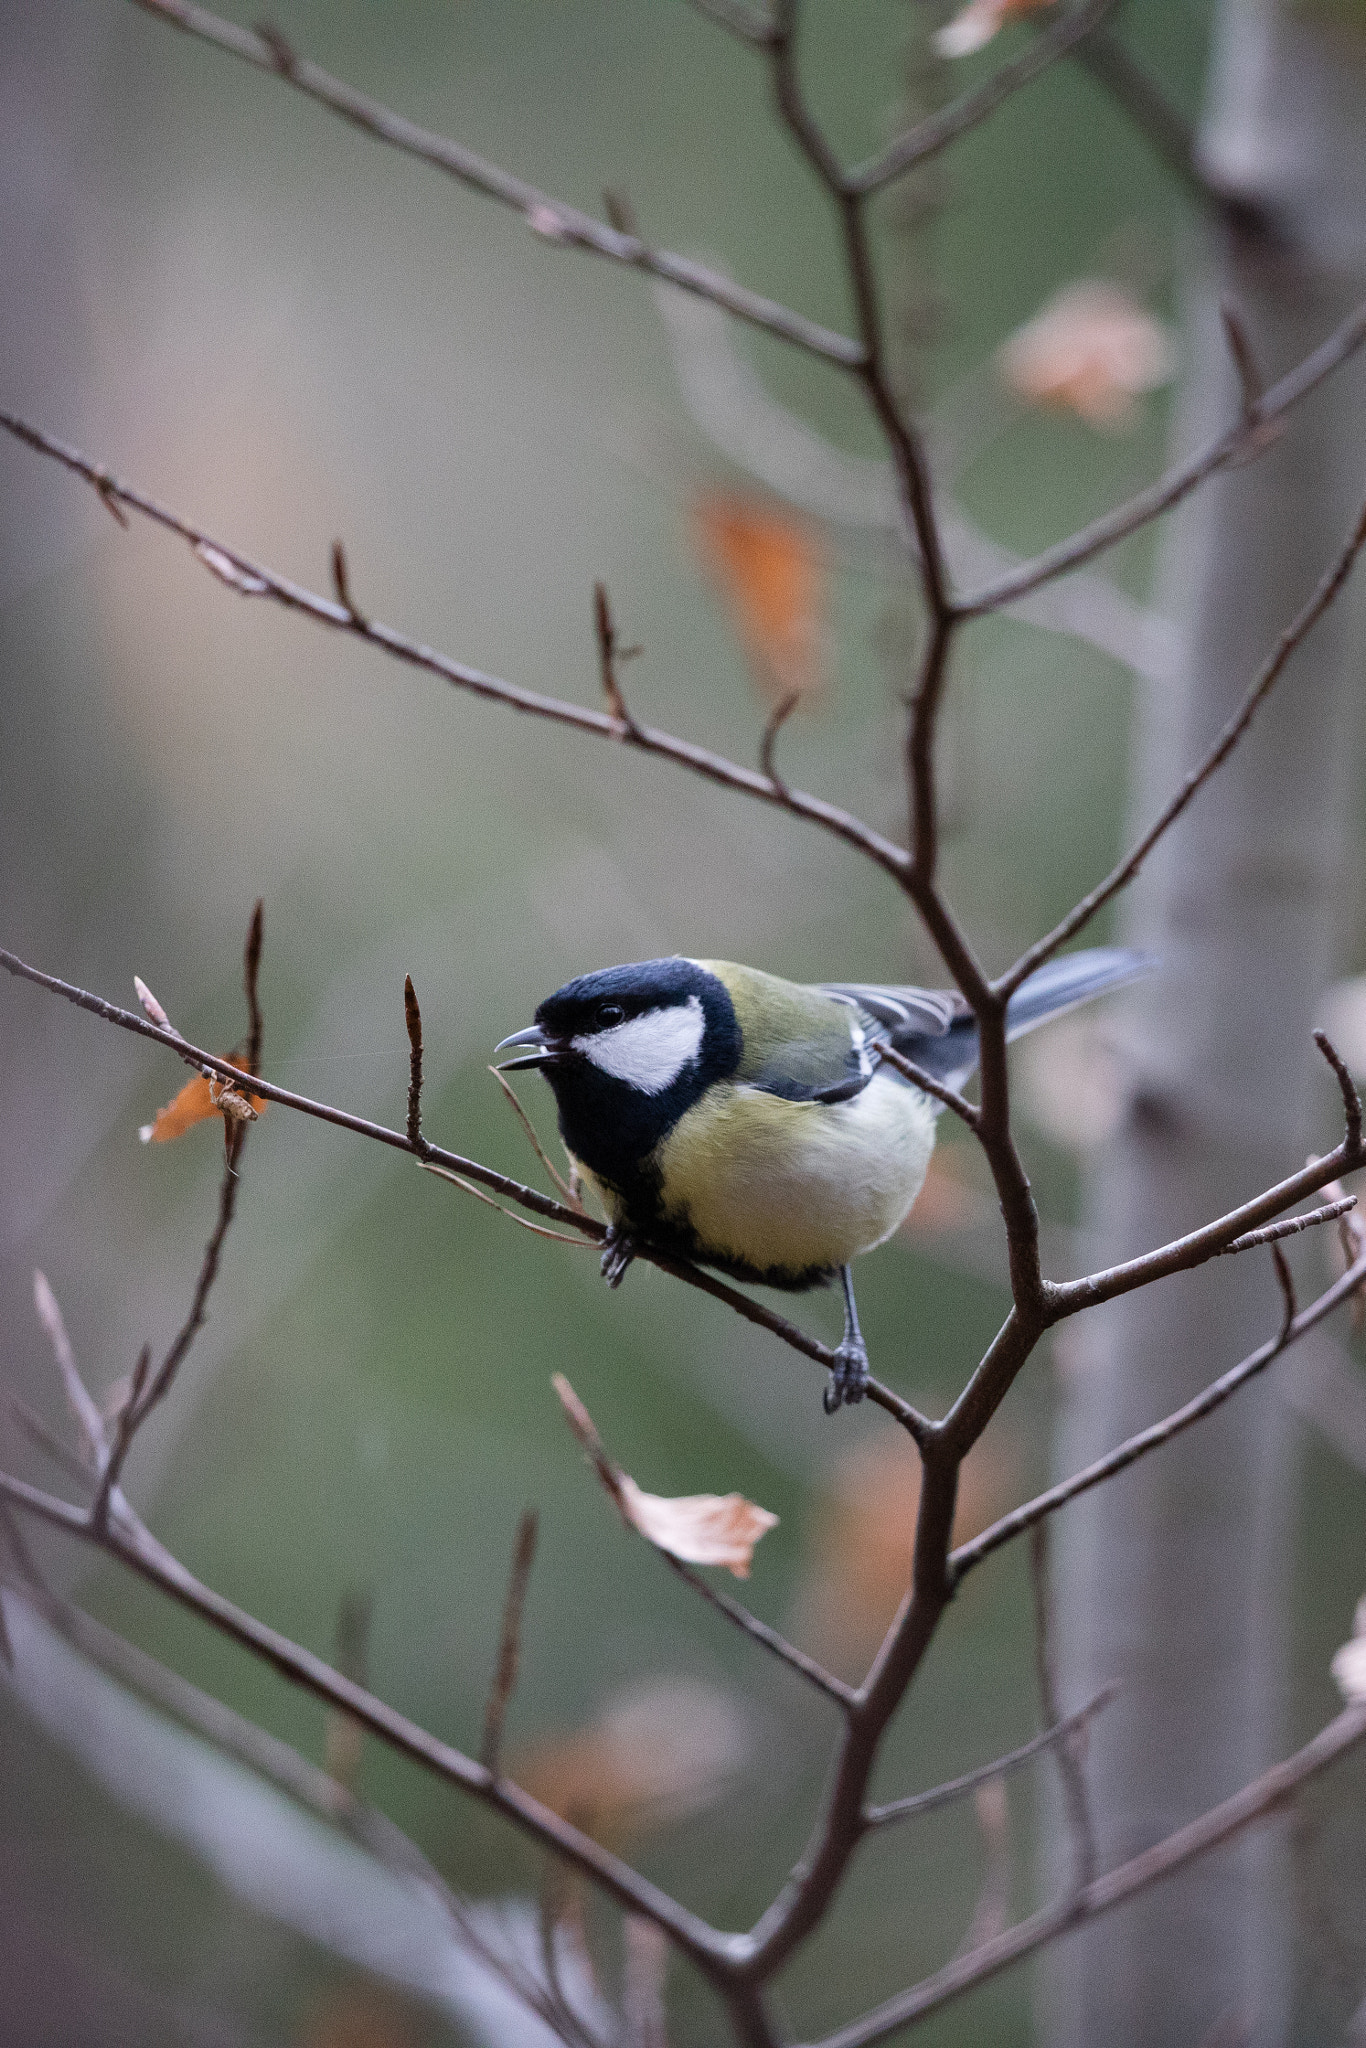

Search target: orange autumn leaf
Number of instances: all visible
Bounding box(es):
[139,1067,266,1143]
[692,490,826,709]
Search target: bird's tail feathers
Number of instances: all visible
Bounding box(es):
[897,947,1152,1096]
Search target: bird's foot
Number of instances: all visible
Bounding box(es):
[600,1226,636,1289]
[823,1340,869,1414]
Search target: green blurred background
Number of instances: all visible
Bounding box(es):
[3,2,1364,2043]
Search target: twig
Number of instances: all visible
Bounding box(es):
[661,1551,855,1710]
[955,1779,1011,1954]
[126,0,863,368]
[403,974,425,1150]
[593,582,642,737]
[1270,1245,1297,1343]
[32,1270,104,1466]
[1030,1523,1097,1892]
[847,0,1119,194]
[1071,30,1274,237]
[1219,1196,1355,1258]
[950,1246,1366,1582]
[999,491,1366,995]
[0,1581,599,2048]
[1315,1028,1363,1152]
[1220,300,1265,422]
[0,412,913,890]
[0,1467,737,1977]
[872,1043,980,1130]
[487,1068,580,1209]
[959,296,1366,616]
[330,537,368,627]
[90,1345,150,1534]
[759,690,799,796]
[422,1162,597,1245]
[482,1509,538,1776]
[243,897,264,1076]
[862,1686,1117,1828]
[809,1702,1366,2048]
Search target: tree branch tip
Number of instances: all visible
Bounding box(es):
[760,690,800,793]
[602,186,640,240]
[133,975,176,1035]
[1219,297,1264,418]
[1314,1028,1363,1147]
[330,538,368,626]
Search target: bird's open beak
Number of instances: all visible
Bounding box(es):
[494,1023,561,1071]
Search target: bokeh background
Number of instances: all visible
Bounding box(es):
[3,2,1366,2044]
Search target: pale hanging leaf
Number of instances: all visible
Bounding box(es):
[999,281,1176,430]
[551,1374,777,1578]
[1331,1595,1366,1703]
[617,1475,778,1580]
[934,0,1056,57]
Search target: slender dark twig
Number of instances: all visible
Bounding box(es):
[1271,1245,1297,1342]
[863,1686,1117,1829]
[0,1468,739,1976]
[0,413,912,890]
[330,538,368,627]
[90,1346,150,1534]
[808,1704,1366,2048]
[1315,1028,1363,1152]
[999,492,1366,996]
[594,582,642,737]
[959,297,1366,615]
[1030,1523,1097,1892]
[482,1509,539,1776]
[1220,300,1266,421]
[759,690,799,795]
[403,973,425,1150]
[660,1552,856,1711]
[950,1246,1366,1581]
[848,0,1118,194]
[126,0,862,368]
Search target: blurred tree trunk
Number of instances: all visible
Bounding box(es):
[1041,5,1366,2044]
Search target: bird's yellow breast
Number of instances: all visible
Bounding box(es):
[647,1071,937,1282]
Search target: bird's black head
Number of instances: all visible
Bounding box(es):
[496,958,741,1189]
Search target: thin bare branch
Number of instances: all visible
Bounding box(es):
[90,1345,150,1534]
[1315,1028,1364,1152]
[482,1509,539,1776]
[660,1551,855,1711]
[32,1270,104,1466]
[1271,1244,1297,1342]
[127,0,862,367]
[1000,490,1366,995]
[951,1246,1366,1582]
[243,897,265,1076]
[594,582,643,737]
[0,1468,739,1977]
[0,413,912,889]
[1220,1196,1355,1258]
[1220,300,1266,421]
[759,690,799,795]
[404,973,425,1150]
[1030,1523,1097,1891]
[848,0,1118,195]
[330,537,368,627]
[863,1685,1117,1828]
[808,1702,1366,2048]
[873,1043,980,1130]
[959,296,1366,615]
[488,1067,580,1208]
[423,1163,597,1246]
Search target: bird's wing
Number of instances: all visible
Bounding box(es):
[817,982,966,1038]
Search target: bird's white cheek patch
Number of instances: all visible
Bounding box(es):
[575,996,705,1094]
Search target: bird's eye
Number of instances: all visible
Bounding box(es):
[596,1002,625,1029]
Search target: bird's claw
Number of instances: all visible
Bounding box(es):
[824,1341,869,1414]
[600,1226,636,1289]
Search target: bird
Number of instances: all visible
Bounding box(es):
[496,948,1149,1412]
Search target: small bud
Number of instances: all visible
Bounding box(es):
[134,976,174,1032]
[193,541,269,595]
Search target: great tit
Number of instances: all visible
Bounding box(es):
[497,948,1147,1411]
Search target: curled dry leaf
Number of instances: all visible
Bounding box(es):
[1331,1595,1366,1703]
[934,0,1056,58]
[999,281,1176,431]
[691,489,827,711]
[139,1068,266,1143]
[552,1373,777,1579]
